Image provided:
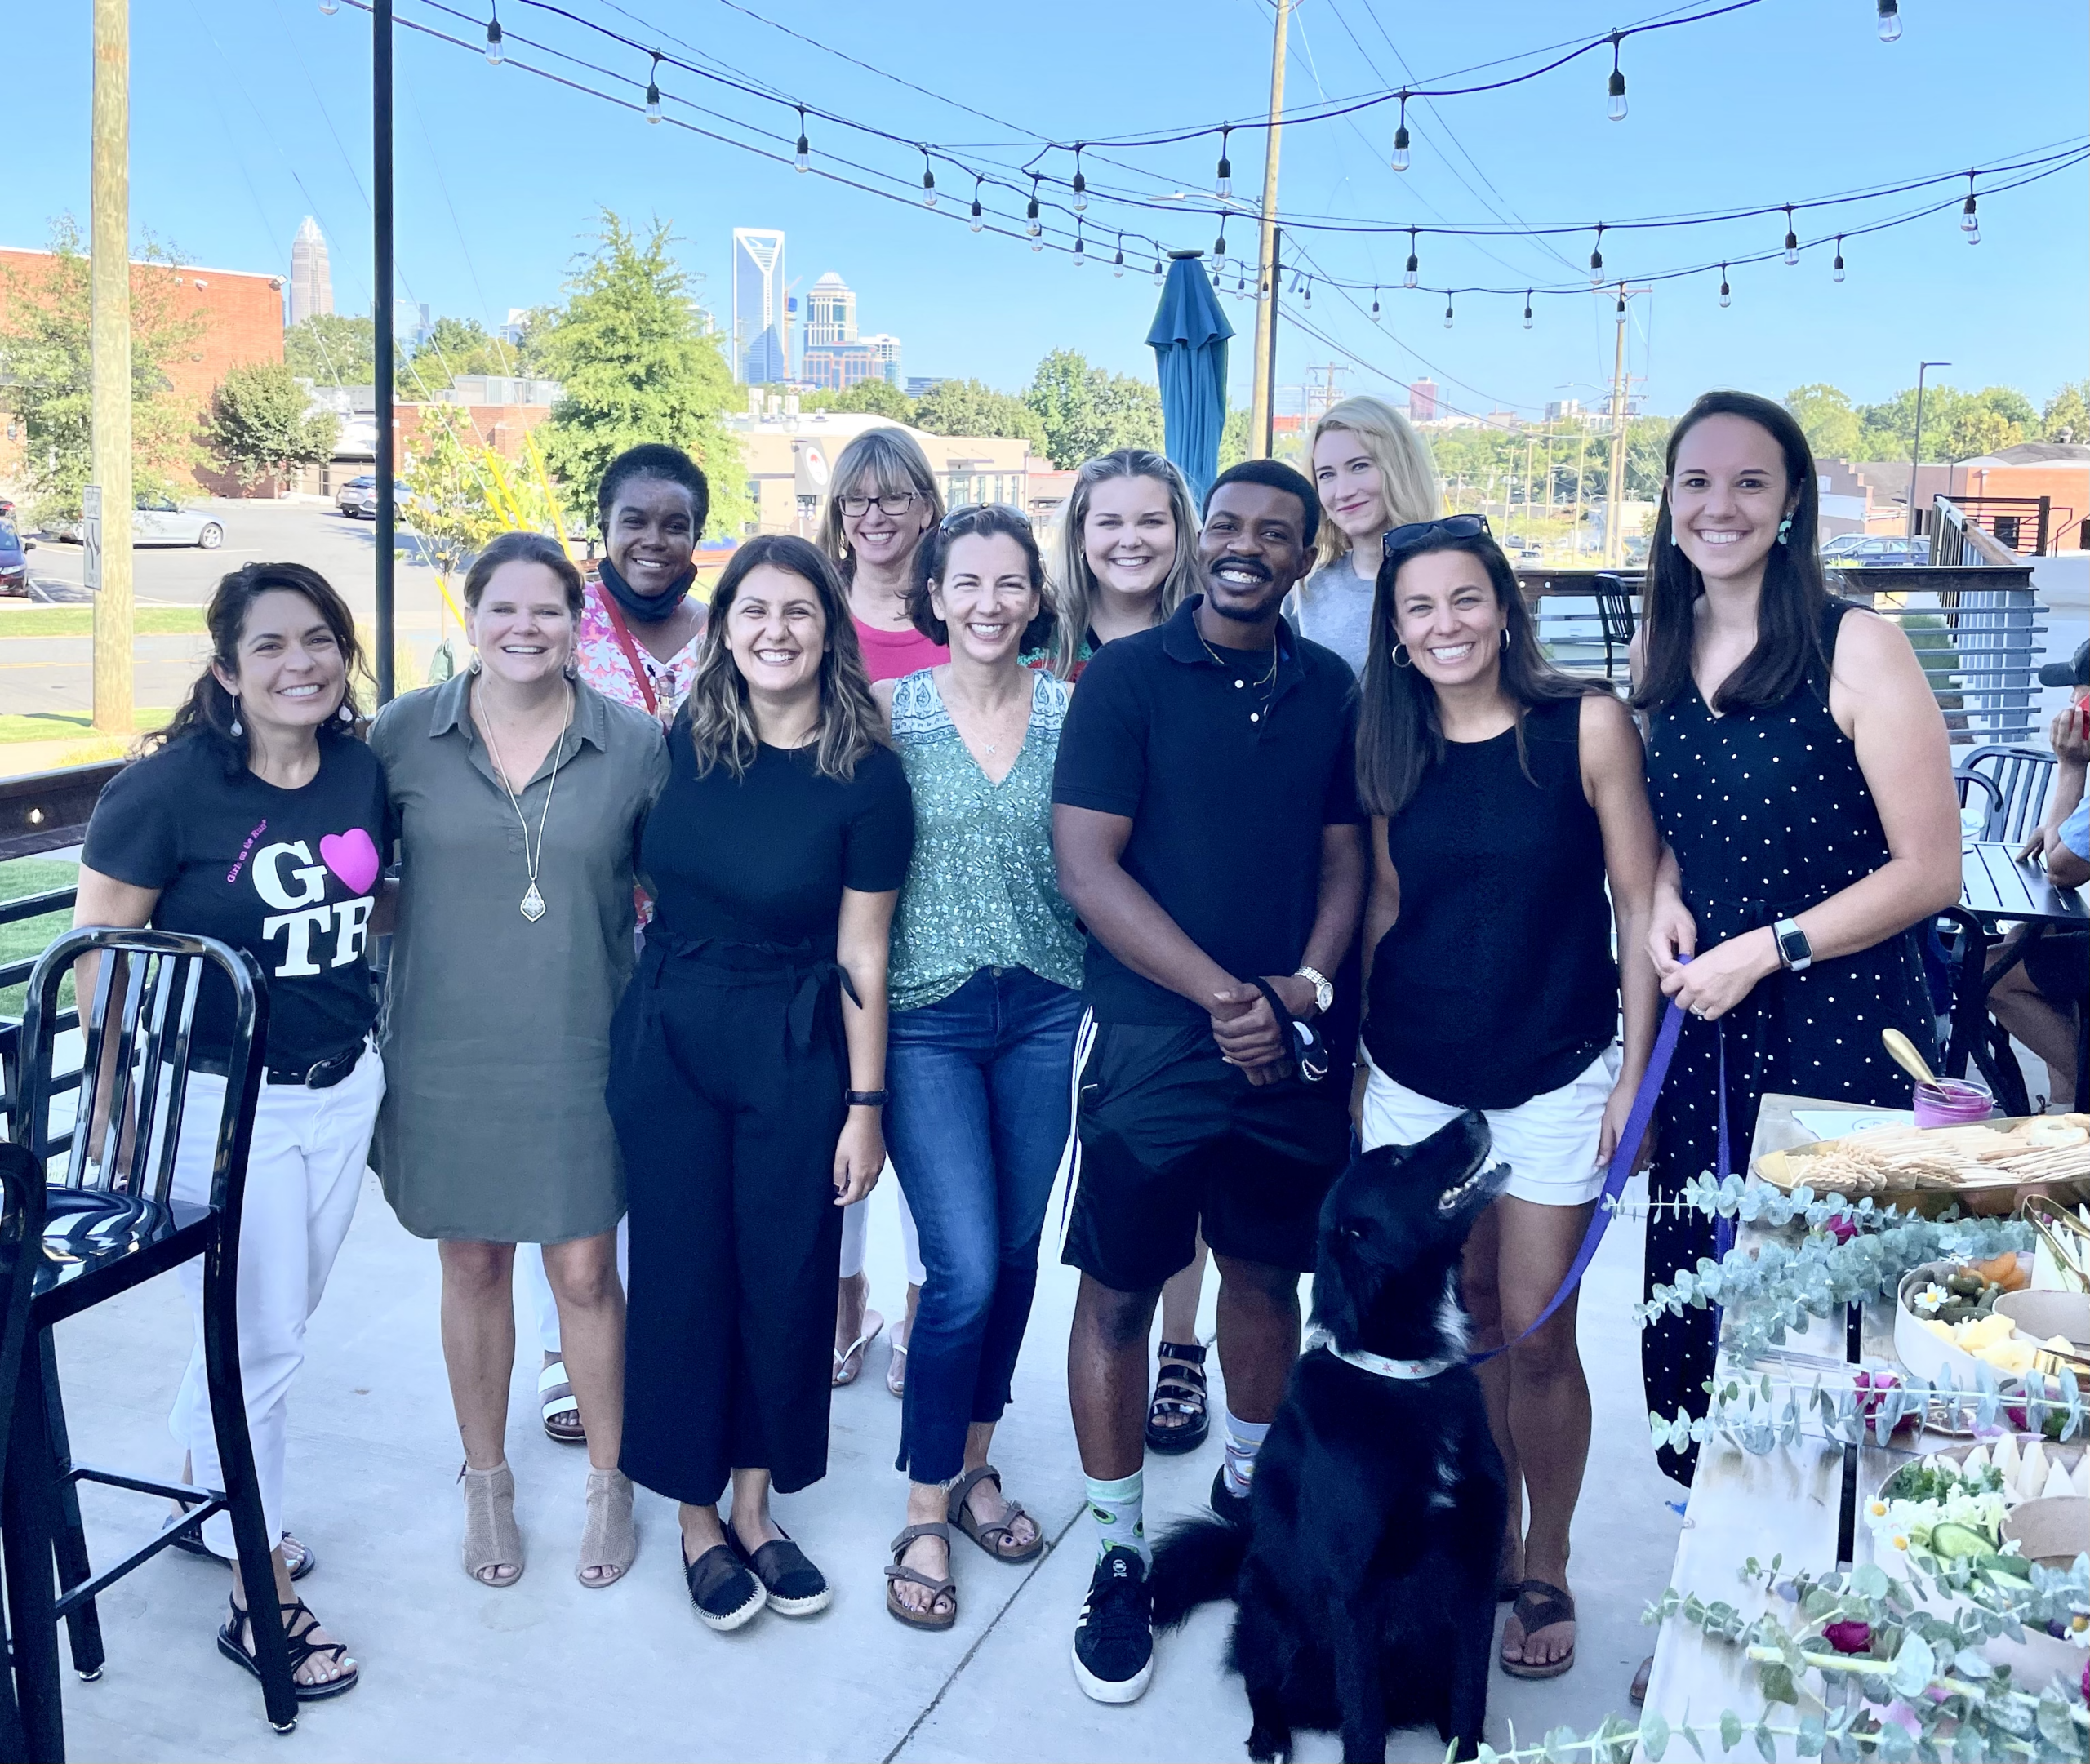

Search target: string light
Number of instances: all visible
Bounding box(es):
[794,107,810,173]
[1303,278,1313,306]
[484,3,502,64]
[1961,174,1980,242]
[1072,146,1087,214]
[319,0,338,13]
[1073,232,1085,268]
[1113,234,1125,277]
[1371,287,1381,319]
[1390,93,1412,173]
[644,53,661,122]
[1025,176,1041,240]
[1876,0,1902,42]
[1403,228,1419,289]
[1213,227,1228,277]
[1607,33,1627,121]
[1152,255,1164,286]
[1616,287,1627,318]
[1443,296,1455,330]
[969,176,983,231]
[1523,291,1534,329]
[1216,126,1233,201]
[1782,205,1799,265]
[1589,224,1606,287]
[921,147,936,207]
[1833,235,1846,281]
[1719,264,1732,307]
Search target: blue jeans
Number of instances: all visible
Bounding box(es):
[884,966,1083,1484]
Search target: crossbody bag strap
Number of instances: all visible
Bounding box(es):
[600,593,660,718]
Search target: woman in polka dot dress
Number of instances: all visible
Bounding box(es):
[1630,392,1960,1485]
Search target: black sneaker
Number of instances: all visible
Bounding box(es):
[1209,1464,1253,1530]
[729,1524,832,1617]
[1071,1545,1154,1704]
[683,1542,766,1632]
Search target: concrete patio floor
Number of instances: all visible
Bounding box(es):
[45,1163,1684,1763]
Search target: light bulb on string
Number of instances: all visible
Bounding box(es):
[1073,233,1086,269]
[1832,236,1846,282]
[1782,206,1799,266]
[1718,264,1732,308]
[1589,224,1605,288]
[1025,177,1041,239]
[1961,175,1979,242]
[1615,289,1626,319]
[1371,288,1381,320]
[319,0,338,13]
[1234,270,1247,299]
[1113,234,1125,278]
[1390,93,1411,172]
[1523,292,1533,330]
[1072,148,1087,215]
[921,149,937,207]
[484,6,502,63]
[1216,126,1233,200]
[1302,278,1312,308]
[1876,0,1901,42]
[1443,297,1454,331]
[644,54,662,123]
[1606,33,1626,121]
[794,108,810,173]
[1152,255,1164,287]
[969,178,983,232]
[1403,229,1419,289]
[1212,229,1228,278]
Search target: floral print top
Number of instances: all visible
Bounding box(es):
[572,580,701,726]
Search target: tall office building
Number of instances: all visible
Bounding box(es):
[799,269,902,391]
[732,228,789,384]
[289,216,333,326]
[1408,378,1439,422]
[803,272,856,349]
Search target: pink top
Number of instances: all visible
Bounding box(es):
[572,580,703,726]
[853,616,949,683]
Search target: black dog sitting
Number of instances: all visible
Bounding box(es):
[1150,1113,1510,1763]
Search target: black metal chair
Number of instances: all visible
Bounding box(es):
[0,1141,48,1760]
[3,928,298,1757]
[1593,572,1639,683]
[1953,767,2002,841]
[1960,744,2057,846]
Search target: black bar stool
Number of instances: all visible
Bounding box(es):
[0,1140,48,1760]
[3,928,298,1757]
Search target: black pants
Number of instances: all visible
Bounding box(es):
[610,937,847,1505]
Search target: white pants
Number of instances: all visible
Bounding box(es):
[169,1047,384,1557]
[1359,1046,1619,1207]
[838,1164,923,1287]
[523,1218,630,1357]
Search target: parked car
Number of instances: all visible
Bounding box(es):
[336,474,378,518]
[47,495,225,549]
[0,520,30,596]
[1822,534,1930,567]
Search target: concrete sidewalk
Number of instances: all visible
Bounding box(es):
[45,1164,1683,1763]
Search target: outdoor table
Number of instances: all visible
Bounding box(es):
[1948,841,2089,1114]
[1634,1092,1910,1761]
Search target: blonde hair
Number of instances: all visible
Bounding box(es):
[1306,394,1443,571]
[816,428,946,585]
[1045,449,1202,677]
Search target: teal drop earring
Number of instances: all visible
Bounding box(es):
[1776,516,1793,546]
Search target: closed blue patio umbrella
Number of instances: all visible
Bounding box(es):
[1147,252,1235,507]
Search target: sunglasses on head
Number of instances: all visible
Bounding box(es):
[1382,513,1492,557]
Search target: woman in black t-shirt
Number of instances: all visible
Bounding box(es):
[610,534,913,1633]
[76,562,382,1701]
[1354,519,1661,1683]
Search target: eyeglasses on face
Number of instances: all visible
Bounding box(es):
[838,491,922,518]
[1382,513,1492,556]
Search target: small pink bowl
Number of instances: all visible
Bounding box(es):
[1913,1077,1994,1127]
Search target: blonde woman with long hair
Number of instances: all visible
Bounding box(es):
[1296,393,1443,674]
[1033,449,1202,679]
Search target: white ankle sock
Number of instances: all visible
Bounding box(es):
[1086,1470,1147,1563]
[1221,1411,1271,1500]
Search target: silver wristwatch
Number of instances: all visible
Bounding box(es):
[1772,918,1812,973]
[1293,965,1334,1015]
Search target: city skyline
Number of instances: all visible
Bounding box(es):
[731,227,789,386]
[288,215,331,327]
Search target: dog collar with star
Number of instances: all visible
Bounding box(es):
[1306,1329,1458,1381]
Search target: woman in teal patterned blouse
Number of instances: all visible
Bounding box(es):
[869,504,1085,1630]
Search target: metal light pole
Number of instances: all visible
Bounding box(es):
[1247,0,1287,460]
[89,0,133,734]
[1905,360,1950,544]
[373,0,397,703]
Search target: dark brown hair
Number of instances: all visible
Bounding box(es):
[464,530,585,616]
[152,562,368,773]
[909,503,1052,651]
[1356,527,1608,819]
[684,534,885,781]
[1631,389,1830,717]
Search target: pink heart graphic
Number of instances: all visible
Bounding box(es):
[318,828,380,896]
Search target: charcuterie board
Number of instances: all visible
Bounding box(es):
[1752,1113,2090,1214]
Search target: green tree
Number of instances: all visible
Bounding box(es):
[0,216,206,522]
[1023,349,1164,468]
[402,315,515,396]
[1784,384,1861,460]
[913,377,1046,448]
[525,210,747,531]
[1857,383,2034,463]
[2041,381,2088,444]
[1218,406,1251,471]
[284,313,376,388]
[802,380,915,423]
[206,359,340,487]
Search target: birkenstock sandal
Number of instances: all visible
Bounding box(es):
[947,1465,1043,1563]
[884,1522,958,1631]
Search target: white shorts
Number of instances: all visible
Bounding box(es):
[1359,1045,1621,1207]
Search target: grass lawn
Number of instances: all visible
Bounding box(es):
[0,709,171,747]
[0,855,79,1017]
[0,607,207,639]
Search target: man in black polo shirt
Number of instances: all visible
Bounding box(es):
[1052,457,1366,1704]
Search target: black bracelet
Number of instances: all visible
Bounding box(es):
[844,1089,890,1108]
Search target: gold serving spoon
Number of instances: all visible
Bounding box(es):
[1881,1027,1938,1086]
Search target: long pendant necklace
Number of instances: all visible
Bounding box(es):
[477,682,573,922]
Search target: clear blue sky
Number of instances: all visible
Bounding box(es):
[5,0,2086,421]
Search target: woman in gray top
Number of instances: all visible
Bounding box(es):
[1293,393,1444,675]
[371,530,668,1595]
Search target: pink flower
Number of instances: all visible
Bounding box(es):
[1821,1213,1858,1244]
[1852,1371,1900,1426]
[1824,1620,1873,1655]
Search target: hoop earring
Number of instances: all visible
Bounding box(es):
[1499,628,1510,651]
[1391,642,1412,669]
[228,695,243,738]
[1776,516,1793,546]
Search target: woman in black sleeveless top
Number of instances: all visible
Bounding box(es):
[1358,518,1661,1681]
[1632,393,1959,1491]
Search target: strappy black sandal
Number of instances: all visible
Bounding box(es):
[216,1595,359,1702]
[167,1503,316,1580]
[1146,1340,1210,1455]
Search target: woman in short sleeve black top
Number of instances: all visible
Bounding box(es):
[610,535,912,1630]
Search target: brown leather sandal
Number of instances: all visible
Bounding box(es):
[946,1465,1043,1564]
[884,1522,958,1631]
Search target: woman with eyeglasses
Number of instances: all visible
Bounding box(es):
[818,427,943,1395]
[1357,513,1661,1682]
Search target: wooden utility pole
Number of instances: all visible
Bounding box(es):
[1247,0,1287,460]
[1573,424,1590,557]
[1601,288,1646,567]
[90,0,133,734]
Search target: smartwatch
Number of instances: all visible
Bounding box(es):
[1772,919,1812,973]
[1293,965,1335,1016]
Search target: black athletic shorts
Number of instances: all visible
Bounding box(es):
[2024,929,2087,1011]
[1061,1018,1351,1295]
